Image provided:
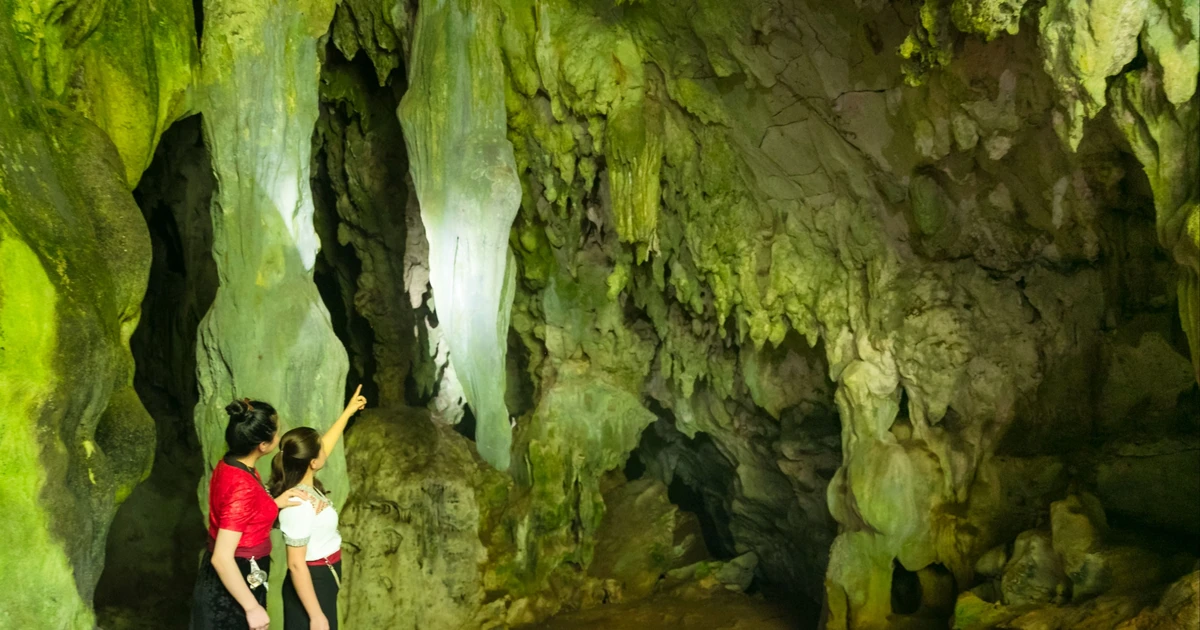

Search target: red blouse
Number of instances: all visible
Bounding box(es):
[207,458,278,558]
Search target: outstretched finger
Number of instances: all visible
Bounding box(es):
[353,384,363,399]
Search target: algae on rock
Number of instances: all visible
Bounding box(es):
[340,410,501,630]
[1,19,155,626]
[6,0,197,186]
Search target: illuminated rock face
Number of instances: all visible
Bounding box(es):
[1,0,1198,627]
[399,0,522,471]
[191,0,350,619]
[192,0,347,496]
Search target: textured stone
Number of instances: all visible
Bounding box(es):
[94,116,214,628]
[1096,439,1200,533]
[314,47,416,408]
[7,0,197,186]
[1099,333,1196,432]
[511,364,658,587]
[1000,530,1069,606]
[1110,67,1200,382]
[1,20,154,626]
[340,410,499,630]
[589,477,692,600]
[399,0,522,471]
[193,1,349,622]
[193,0,347,492]
[1038,0,1148,148]
[1050,493,1108,599]
[1116,570,1200,630]
[4,0,1198,625]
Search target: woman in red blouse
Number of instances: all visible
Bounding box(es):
[190,399,309,630]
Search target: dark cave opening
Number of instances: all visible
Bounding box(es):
[624,414,739,557]
[624,410,824,628]
[309,37,415,414]
[664,444,737,562]
[890,562,922,615]
[454,406,478,441]
[94,115,216,628]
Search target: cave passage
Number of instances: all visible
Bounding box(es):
[4,1,1199,629]
[94,115,216,628]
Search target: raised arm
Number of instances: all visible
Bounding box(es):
[321,384,367,457]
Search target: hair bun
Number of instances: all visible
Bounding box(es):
[225,399,249,417]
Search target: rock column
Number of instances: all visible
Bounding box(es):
[194,0,347,623]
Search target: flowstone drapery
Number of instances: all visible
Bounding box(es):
[399,0,522,471]
[194,0,347,494]
[193,0,348,621]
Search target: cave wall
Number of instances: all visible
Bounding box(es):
[3,0,356,625]
[192,0,353,621]
[0,0,1197,627]
[93,115,215,628]
[329,0,1198,627]
[0,2,194,624]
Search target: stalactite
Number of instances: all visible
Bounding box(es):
[399,0,522,470]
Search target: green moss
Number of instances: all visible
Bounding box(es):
[900,0,956,86]
[910,173,950,236]
[0,221,95,630]
[5,0,197,187]
[950,0,1031,39]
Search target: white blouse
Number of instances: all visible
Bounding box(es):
[279,484,341,562]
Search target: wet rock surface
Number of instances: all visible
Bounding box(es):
[1,0,1197,627]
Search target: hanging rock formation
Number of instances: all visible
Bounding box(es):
[192,2,352,621]
[399,0,523,471]
[192,0,348,496]
[0,0,1197,628]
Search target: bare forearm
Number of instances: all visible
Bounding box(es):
[324,385,366,455]
[212,555,260,611]
[288,561,325,618]
[321,410,352,455]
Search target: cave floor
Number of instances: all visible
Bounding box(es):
[526,590,814,630]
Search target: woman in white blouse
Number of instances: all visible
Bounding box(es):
[268,385,367,630]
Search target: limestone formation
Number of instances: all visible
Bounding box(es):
[1,18,156,626]
[189,1,352,622]
[1,0,1198,628]
[399,0,522,471]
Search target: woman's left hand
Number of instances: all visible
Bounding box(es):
[275,487,311,510]
[343,384,367,415]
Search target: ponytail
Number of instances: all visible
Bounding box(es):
[268,427,327,497]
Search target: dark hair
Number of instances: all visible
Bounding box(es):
[224,398,279,457]
[268,427,327,498]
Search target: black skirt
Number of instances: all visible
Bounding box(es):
[189,551,272,630]
[282,561,341,630]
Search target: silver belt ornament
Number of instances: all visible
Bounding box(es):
[247,556,268,591]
